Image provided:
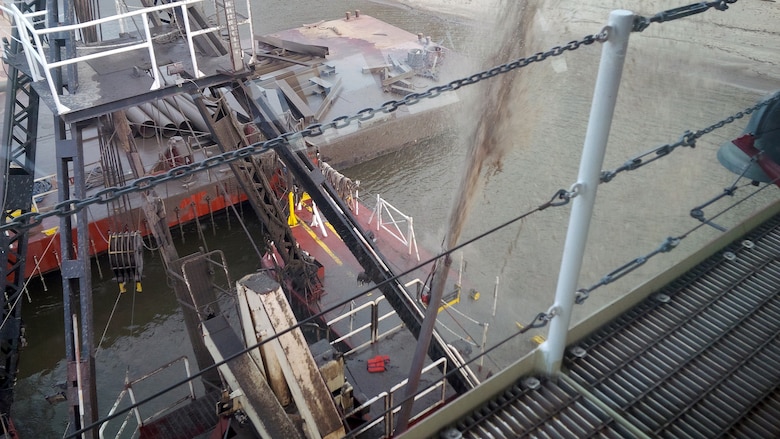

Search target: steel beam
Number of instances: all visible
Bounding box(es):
[0,0,43,423]
[58,122,99,439]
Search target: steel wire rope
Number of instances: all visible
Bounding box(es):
[65,187,572,438]
[433,314,478,348]
[600,92,780,184]
[3,30,607,234]
[574,175,779,304]
[632,0,739,32]
[215,180,265,262]
[86,207,110,244]
[690,155,765,229]
[95,289,123,356]
[437,305,503,371]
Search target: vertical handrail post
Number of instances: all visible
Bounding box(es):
[540,9,634,375]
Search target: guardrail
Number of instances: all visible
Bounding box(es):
[325,295,404,356]
[1,0,256,115]
[368,194,420,261]
[99,356,195,439]
[344,357,449,438]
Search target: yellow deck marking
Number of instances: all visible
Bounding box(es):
[516,322,545,345]
[299,220,343,265]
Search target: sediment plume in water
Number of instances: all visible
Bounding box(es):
[444,0,534,251]
[398,0,536,430]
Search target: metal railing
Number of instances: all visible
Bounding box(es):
[325,295,404,356]
[368,194,420,261]
[344,357,449,438]
[1,0,256,115]
[99,356,195,439]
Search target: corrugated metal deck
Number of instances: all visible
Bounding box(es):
[447,212,780,438]
[452,376,634,438]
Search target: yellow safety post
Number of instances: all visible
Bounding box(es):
[288,191,298,226]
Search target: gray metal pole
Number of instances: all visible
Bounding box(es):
[540,9,634,375]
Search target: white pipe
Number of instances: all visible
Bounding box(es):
[160,99,190,133]
[492,276,499,317]
[31,0,204,34]
[139,102,178,137]
[168,95,211,134]
[72,314,86,439]
[152,100,189,135]
[181,5,204,78]
[125,106,155,139]
[540,9,634,375]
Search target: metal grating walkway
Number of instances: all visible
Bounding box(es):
[449,212,780,438]
[453,376,634,438]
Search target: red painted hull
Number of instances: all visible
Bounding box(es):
[22,188,248,279]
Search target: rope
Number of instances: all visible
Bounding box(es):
[443,299,483,327]
[0,230,58,332]
[435,317,478,347]
[87,208,110,244]
[217,180,264,261]
[95,289,123,356]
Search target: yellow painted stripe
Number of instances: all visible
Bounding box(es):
[300,220,343,265]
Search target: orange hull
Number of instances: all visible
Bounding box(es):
[23,188,248,279]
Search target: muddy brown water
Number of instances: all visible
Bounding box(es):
[9,0,779,436]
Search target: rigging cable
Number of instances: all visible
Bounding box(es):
[95,290,123,356]
[216,180,264,261]
[574,175,779,304]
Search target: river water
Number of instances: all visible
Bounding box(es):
[11,0,780,437]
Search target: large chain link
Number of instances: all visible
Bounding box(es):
[2,33,605,233]
[600,92,780,183]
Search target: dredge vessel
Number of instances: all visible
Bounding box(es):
[2,0,780,438]
[1,0,478,436]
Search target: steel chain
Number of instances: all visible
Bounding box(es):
[600,92,780,183]
[2,33,605,233]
